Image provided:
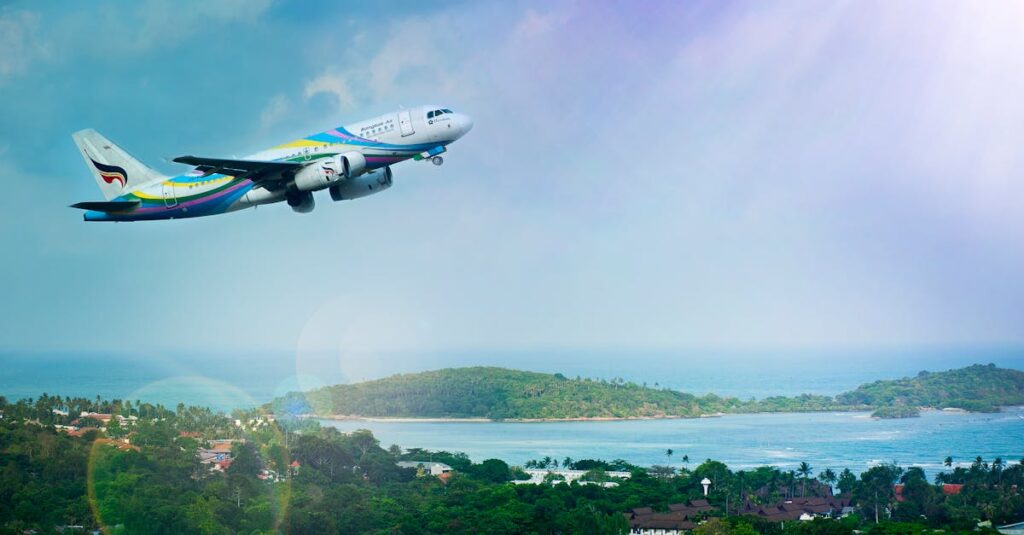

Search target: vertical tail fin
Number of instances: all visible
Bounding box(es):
[72,129,166,200]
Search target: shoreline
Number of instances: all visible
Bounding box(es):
[311,410,866,423]
[308,405,1024,423]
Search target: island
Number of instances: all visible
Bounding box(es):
[272,363,1024,420]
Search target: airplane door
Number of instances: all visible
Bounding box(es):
[398,110,414,137]
[163,182,177,208]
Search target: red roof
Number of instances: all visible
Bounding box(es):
[895,483,963,500]
[942,484,963,495]
[289,460,301,467]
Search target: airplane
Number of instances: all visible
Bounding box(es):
[70,105,473,221]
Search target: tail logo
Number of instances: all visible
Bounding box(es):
[89,157,128,188]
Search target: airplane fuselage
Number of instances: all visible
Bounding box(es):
[80,105,472,221]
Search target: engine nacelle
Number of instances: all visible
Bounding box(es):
[292,152,367,192]
[337,151,367,179]
[329,166,392,201]
[287,191,315,213]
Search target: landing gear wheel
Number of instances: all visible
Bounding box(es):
[431,156,444,166]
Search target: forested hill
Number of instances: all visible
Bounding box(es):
[835,363,1024,414]
[271,364,1024,420]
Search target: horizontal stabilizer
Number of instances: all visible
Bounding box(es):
[69,200,140,212]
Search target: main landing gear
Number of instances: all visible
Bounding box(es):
[431,156,444,166]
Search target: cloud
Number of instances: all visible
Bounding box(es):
[304,70,355,114]
[1,0,275,79]
[0,9,49,81]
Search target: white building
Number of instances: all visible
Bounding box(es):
[397,461,453,476]
[515,469,631,486]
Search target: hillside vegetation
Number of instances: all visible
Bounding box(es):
[837,363,1024,416]
[272,364,1024,420]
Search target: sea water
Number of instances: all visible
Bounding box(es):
[322,408,1024,478]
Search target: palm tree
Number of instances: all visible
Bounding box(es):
[818,468,837,492]
[666,448,674,463]
[944,456,953,467]
[682,454,690,469]
[797,462,813,496]
[563,457,573,470]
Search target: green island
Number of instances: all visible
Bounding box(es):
[273,363,1024,420]
[2,392,1024,534]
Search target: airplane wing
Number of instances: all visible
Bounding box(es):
[172,155,305,183]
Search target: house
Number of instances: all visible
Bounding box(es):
[739,496,851,522]
[514,468,632,486]
[894,483,964,502]
[212,459,233,472]
[625,508,701,534]
[79,412,113,424]
[398,461,453,477]
[625,501,718,534]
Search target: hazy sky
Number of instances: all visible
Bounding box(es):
[2,1,1023,365]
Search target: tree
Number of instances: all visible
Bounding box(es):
[797,462,813,496]
[837,468,857,494]
[105,416,125,439]
[944,456,953,467]
[649,465,676,479]
[682,454,690,469]
[470,459,512,483]
[855,462,903,523]
[665,448,674,463]
[228,442,261,479]
[818,468,837,491]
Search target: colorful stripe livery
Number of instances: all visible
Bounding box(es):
[74,105,474,222]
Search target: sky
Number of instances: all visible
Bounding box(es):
[1,0,1023,377]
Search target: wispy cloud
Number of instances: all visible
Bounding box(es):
[303,70,355,114]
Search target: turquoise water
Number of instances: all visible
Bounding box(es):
[322,408,1024,478]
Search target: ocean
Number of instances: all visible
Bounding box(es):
[321,408,1024,478]
[2,348,1023,476]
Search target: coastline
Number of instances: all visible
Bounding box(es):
[310,410,867,423]
[307,405,1024,423]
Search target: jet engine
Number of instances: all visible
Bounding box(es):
[329,166,392,201]
[287,191,315,213]
[337,151,367,179]
[292,151,367,191]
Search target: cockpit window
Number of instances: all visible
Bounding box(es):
[427,110,435,119]
[442,109,453,114]
[434,109,442,116]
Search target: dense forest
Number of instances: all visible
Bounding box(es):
[2,393,1023,534]
[272,364,1024,420]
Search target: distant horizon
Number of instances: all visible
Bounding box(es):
[4,347,1022,412]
